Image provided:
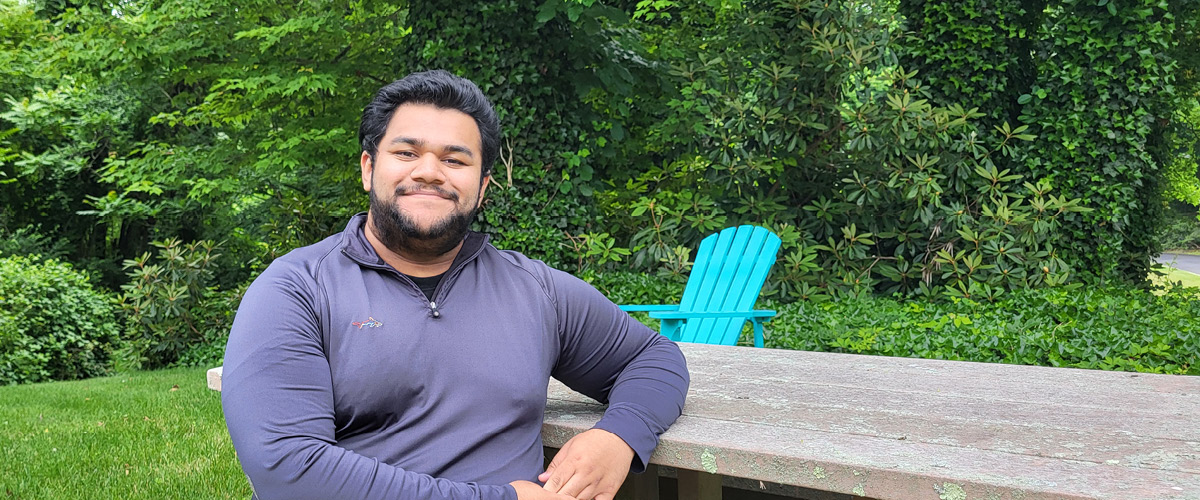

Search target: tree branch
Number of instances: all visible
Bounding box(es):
[330,44,352,65]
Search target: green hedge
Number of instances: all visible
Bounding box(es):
[765,286,1199,375]
[589,271,1199,375]
[0,255,120,384]
[583,270,686,306]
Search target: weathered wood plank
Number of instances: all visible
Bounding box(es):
[687,346,1198,407]
[542,399,1198,500]
[209,342,1200,499]
[546,345,1200,475]
[207,366,222,392]
[633,384,1200,473]
[542,343,1200,500]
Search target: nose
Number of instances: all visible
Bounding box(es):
[409,152,445,184]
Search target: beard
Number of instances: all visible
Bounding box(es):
[368,178,480,259]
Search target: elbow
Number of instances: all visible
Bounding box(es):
[652,335,691,390]
[232,436,345,500]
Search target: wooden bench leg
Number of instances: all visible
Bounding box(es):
[615,464,659,500]
[677,469,721,500]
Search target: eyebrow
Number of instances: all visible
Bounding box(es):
[389,136,476,159]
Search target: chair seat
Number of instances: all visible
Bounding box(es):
[647,310,776,320]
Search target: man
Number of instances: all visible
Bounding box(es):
[221,70,690,500]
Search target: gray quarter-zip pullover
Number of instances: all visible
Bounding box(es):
[221,213,689,500]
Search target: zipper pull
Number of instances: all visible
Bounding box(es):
[430,301,440,318]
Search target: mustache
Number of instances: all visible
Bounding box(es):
[394,184,458,202]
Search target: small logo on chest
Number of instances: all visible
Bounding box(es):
[351,317,383,329]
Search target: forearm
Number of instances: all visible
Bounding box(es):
[545,267,690,472]
[590,334,689,471]
[233,435,516,500]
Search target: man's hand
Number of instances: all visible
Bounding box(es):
[538,428,635,500]
[510,480,575,500]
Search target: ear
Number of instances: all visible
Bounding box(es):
[477,175,490,208]
[360,151,373,192]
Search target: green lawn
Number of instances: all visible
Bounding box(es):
[0,367,250,499]
[1153,264,1200,289]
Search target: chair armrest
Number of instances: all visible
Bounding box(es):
[618,305,681,312]
[648,310,776,320]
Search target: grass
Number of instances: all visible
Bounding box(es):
[0,367,250,499]
[1152,264,1200,290]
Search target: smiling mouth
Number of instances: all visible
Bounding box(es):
[395,186,457,201]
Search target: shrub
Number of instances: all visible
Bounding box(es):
[173,280,249,369]
[596,0,1096,302]
[766,286,1200,375]
[583,271,687,332]
[0,255,120,384]
[116,239,230,370]
[584,270,686,306]
[0,225,71,261]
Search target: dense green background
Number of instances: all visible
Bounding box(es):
[1,0,1198,379]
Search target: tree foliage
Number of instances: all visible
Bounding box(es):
[1017,0,1180,280]
[0,0,1194,336]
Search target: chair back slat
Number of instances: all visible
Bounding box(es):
[686,226,755,343]
[702,227,773,343]
[678,227,735,313]
[676,225,781,345]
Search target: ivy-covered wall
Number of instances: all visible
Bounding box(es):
[1021,0,1176,280]
[896,0,1043,134]
[897,0,1183,281]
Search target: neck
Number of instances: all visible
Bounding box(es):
[363,212,462,277]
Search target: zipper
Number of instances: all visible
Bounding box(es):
[424,239,487,317]
[343,233,489,319]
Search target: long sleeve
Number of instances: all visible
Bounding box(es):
[546,269,690,472]
[221,260,517,500]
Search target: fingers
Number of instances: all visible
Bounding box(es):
[542,458,606,500]
[553,472,597,500]
[541,437,571,487]
[511,480,576,500]
[540,459,583,498]
[541,446,567,491]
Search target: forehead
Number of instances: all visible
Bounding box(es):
[383,103,482,153]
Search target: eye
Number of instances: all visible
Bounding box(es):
[393,150,418,159]
[444,157,465,165]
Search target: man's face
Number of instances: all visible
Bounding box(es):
[361,103,489,258]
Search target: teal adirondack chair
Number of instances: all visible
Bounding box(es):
[620,225,781,347]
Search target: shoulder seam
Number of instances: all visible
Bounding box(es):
[299,236,343,350]
[310,229,350,283]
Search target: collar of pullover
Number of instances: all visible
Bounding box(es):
[339,212,489,274]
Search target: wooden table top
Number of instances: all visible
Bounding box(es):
[540,343,1200,500]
